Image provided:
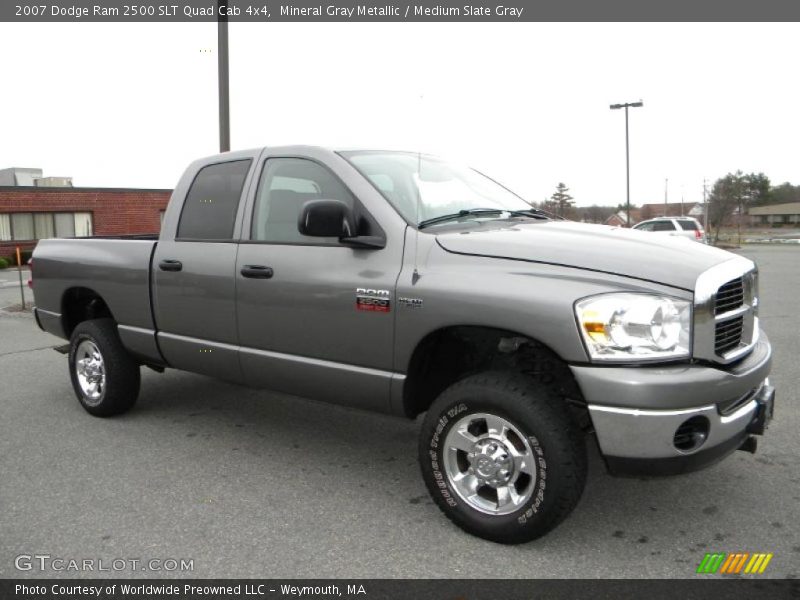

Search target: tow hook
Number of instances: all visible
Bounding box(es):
[738,436,758,454]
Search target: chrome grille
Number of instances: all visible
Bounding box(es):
[715,315,744,354]
[715,277,744,315]
[693,258,758,364]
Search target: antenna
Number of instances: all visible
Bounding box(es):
[412,94,423,285]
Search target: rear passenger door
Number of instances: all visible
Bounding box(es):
[153,157,255,382]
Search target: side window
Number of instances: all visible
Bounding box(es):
[634,222,653,231]
[177,160,251,240]
[252,158,354,243]
[652,221,675,232]
[678,220,699,231]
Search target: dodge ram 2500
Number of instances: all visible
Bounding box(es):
[31,146,775,543]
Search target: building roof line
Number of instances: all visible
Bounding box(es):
[0,186,172,193]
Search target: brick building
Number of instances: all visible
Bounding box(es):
[0,186,171,261]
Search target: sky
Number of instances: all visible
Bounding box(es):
[0,22,798,207]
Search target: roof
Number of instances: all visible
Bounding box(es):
[0,186,172,194]
[605,208,641,225]
[640,215,699,221]
[749,202,800,216]
[0,167,43,186]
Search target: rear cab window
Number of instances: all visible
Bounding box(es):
[177,160,252,240]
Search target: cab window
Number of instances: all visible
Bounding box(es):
[251,158,355,243]
[177,160,251,240]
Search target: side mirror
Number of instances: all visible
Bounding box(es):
[298,199,355,238]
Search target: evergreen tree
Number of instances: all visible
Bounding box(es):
[550,183,574,217]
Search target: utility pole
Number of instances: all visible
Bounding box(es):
[610,101,644,226]
[664,178,668,217]
[703,179,709,233]
[218,0,230,152]
[680,185,685,217]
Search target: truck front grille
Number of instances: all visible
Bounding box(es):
[715,315,744,354]
[715,277,744,315]
[693,258,758,365]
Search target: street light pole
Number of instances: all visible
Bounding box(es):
[218,0,230,153]
[610,101,643,226]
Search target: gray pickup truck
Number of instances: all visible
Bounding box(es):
[31,146,775,543]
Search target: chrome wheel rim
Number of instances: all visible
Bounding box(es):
[75,340,105,405]
[443,412,537,516]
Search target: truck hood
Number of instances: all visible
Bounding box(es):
[435,221,736,290]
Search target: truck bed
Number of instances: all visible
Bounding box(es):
[33,237,158,335]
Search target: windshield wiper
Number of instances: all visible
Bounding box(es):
[418,208,504,229]
[417,207,558,229]
[507,208,553,220]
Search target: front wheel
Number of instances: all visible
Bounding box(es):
[419,371,587,544]
[68,318,140,417]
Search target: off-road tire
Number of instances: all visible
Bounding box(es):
[68,318,140,417]
[419,371,587,544]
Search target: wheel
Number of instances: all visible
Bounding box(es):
[419,371,587,544]
[68,318,140,417]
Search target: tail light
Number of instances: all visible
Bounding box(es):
[695,229,702,240]
[27,258,33,288]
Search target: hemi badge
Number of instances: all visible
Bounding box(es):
[398,297,423,309]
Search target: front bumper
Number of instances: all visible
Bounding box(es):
[570,332,774,476]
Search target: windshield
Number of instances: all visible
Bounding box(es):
[341,151,534,227]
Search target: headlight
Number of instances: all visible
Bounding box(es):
[575,293,691,362]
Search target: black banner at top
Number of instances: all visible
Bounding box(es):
[3,0,800,22]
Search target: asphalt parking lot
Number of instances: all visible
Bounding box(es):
[1,245,798,579]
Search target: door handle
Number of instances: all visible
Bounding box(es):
[241,265,274,279]
[159,259,183,272]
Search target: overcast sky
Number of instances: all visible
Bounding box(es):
[1,22,797,207]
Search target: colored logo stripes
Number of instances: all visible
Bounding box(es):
[696,552,773,574]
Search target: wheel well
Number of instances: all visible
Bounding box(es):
[403,326,588,424]
[61,288,114,338]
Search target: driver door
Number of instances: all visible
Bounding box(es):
[235,155,404,411]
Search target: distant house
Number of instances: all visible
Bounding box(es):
[605,208,641,227]
[638,202,704,221]
[749,202,800,226]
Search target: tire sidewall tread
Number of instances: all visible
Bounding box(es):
[419,371,587,544]
[68,318,140,417]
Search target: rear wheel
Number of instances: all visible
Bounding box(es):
[68,318,140,417]
[419,371,587,543]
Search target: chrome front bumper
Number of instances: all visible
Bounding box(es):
[570,332,774,475]
[589,379,771,456]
